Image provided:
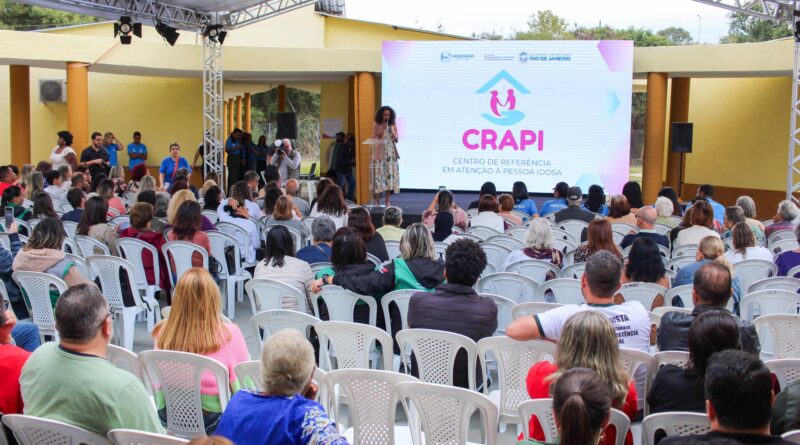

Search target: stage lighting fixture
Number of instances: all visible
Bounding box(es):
[155,21,180,46]
[113,16,142,44]
[203,24,227,44]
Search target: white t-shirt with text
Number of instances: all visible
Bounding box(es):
[534,302,651,351]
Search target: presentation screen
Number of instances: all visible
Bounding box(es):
[382,40,633,194]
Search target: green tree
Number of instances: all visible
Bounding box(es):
[720,7,792,43]
[657,26,694,45]
[0,0,98,30]
[515,10,572,40]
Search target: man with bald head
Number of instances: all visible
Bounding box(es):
[619,206,669,249]
[270,139,302,185]
[657,262,759,354]
[285,178,310,217]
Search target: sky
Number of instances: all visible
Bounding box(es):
[345,0,733,44]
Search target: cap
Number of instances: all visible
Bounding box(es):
[567,186,582,201]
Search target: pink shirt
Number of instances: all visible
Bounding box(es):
[108,197,127,216]
[200,323,250,395]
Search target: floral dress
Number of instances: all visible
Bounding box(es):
[373,123,400,194]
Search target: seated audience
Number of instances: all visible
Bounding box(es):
[618,238,668,310]
[76,196,119,256]
[658,262,759,354]
[725,222,772,264]
[555,186,595,223]
[43,170,66,203]
[310,184,349,229]
[736,195,766,232]
[512,181,538,217]
[127,163,148,193]
[2,186,31,222]
[0,220,36,329]
[57,165,72,190]
[498,194,524,226]
[776,225,800,277]
[261,187,282,217]
[254,226,314,313]
[660,350,792,445]
[722,205,766,247]
[60,188,85,223]
[240,170,263,219]
[619,206,669,249]
[167,201,212,270]
[673,237,743,309]
[219,182,260,264]
[431,210,459,243]
[152,269,248,434]
[694,183,726,225]
[407,239,497,388]
[70,172,87,193]
[0,307,31,416]
[548,369,614,445]
[507,250,650,352]
[674,200,719,250]
[766,199,799,238]
[119,202,169,293]
[606,194,637,226]
[622,181,644,214]
[573,219,623,264]
[655,196,678,228]
[422,189,468,232]
[31,191,58,220]
[502,218,564,277]
[97,178,126,216]
[214,329,346,444]
[308,177,332,211]
[582,184,609,216]
[348,207,389,262]
[20,283,164,435]
[540,181,569,216]
[0,166,16,195]
[136,190,165,233]
[649,310,742,414]
[137,174,158,195]
[524,311,636,445]
[297,216,336,264]
[264,195,310,240]
[202,185,222,212]
[467,181,496,210]
[286,178,310,217]
[470,194,506,233]
[25,172,44,201]
[169,189,214,231]
[772,379,800,434]
[376,206,405,242]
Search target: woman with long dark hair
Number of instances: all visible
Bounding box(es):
[347,207,388,262]
[658,187,683,216]
[583,184,609,216]
[167,201,211,269]
[551,368,613,445]
[619,237,668,310]
[76,196,119,256]
[622,181,644,211]
[310,184,348,229]
[254,225,313,312]
[511,181,538,217]
[371,105,400,206]
[422,189,468,231]
[573,219,622,263]
[31,192,58,220]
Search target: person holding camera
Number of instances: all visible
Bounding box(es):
[80,131,110,178]
[270,139,302,186]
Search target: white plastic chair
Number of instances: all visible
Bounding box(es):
[671,244,698,259]
[395,381,498,445]
[208,231,251,319]
[552,237,577,254]
[395,328,479,389]
[250,309,321,348]
[246,279,308,314]
[504,259,562,283]
[476,272,539,304]
[478,337,556,426]
[62,221,78,239]
[481,293,516,335]
[61,236,79,255]
[782,430,800,443]
[551,227,577,244]
[770,229,797,246]
[14,219,31,236]
[138,350,230,438]
[539,278,583,304]
[788,264,800,279]
[310,262,334,276]
[654,351,690,369]
[1,414,111,445]
[650,311,662,329]
[107,429,188,445]
[735,259,779,293]
[747,276,800,294]
[326,369,417,445]
[766,359,800,389]
[740,289,800,321]
[11,271,67,342]
[434,241,448,260]
[641,412,711,445]
[385,240,401,259]
[234,360,262,390]
[366,253,382,267]
[754,314,800,360]
[109,216,130,230]
[485,235,525,250]
[558,219,589,243]
[771,239,800,255]
[201,210,218,224]
[654,222,673,236]
[312,285,377,325]
[652,306,693,317]
[664,284,694,309]
[106,344,144,383]
[65,252,92,280]
[75,234,111,257]
[665,255,696,273]
[618,282,668,311]
[115,238,162,319]
[619,348,656,415]
[512,302,563,320]
[517,399,629,445]
[562,262,587,280]
[87,256,156,349]
[216,221,257,268]
[381,289,416,333]
[468,225,501,240]
[481,242,512,272]
[161,241,208,290]
[506,226,529,242]
[316,321,393,371]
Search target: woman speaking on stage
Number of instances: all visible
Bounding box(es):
[372,105,400,206]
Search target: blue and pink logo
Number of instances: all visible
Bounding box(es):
[476,70,530,126]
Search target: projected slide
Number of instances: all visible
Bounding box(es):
[382,40,633,194]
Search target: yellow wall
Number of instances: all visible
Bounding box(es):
[323,17,467,49]
[319,80,350,172]
[683,76,791,191]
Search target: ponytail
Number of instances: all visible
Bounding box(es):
[558,393,598,445]
[552,368,611,445]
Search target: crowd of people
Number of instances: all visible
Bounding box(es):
[2,141,800,445]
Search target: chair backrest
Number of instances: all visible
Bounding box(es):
[664,284,694,309]
[478,337,556,417]
[467,225,501,240]
[216,221,252,262]
[11,271,67,338]
[654,351,691,369]
[558,219,590,242]
[395,381,498,445]
[654,222,673,235]
[62,221,78,239]
[788,264,800,279]
[735,259,779,292]
[485,235,525,250]
[782,430,800,444]
[310,262,334,276]
[550,227,577,244]
[234,360,262,390]
[106,344,144,382]
[641,412,711,445]
[313,285,377,325]
[201,209,218,224]
[138,350,230,438]
[504,259,562,282]
[116,237,160,289]
[754,314,800,359]
[666,255,696,272]
[539,278,583,304]
[618,282,668,311]
[326,369,417,445]
[366,253,382,267]
[652,306,693,317]
[619,348,656,415]
[552,237,577,254]
[245,278,307,314]
[109,216,129,230]
[480,293,516,335]
[161,241,208,288]
[1,414,111,445]
[75,234,111,257]
[766,359,800,389]
[771,239,800,255]
[740,289,800,321]
[65,253,92,280]
[384,240,401,259]
[206,230,243,279]
[107,429,189,445]
[748,276,800,294]
[770,229,797,246]
[433,241,448,260]
[517,399,629,445]
[395,328,478,389]
[476,272,539,304]
[316,321,393,371]
[381,289,417,333]
[481,242,512,271]
[302,216,315,232]
[671,244,698,259]
[284,224,305,252]
[505,226,529,241]
[562,262,587,280]
[250,309,321,348]
[512,302,563,320]
[86,255,144,310]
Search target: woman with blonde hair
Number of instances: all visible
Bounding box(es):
[502,218,563,276]
[24,171,44,201]
[673,236,743,309]
[152,268,249,434]
[524,311,636,445]
[137,175,158,195]
[167,188,215,230]
[264,195,310,239]
[215,329,344,444]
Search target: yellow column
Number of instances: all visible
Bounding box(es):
[277,85,286,112]
[354,72,376,204]
[223,100,229,137]
[243,93,251,133]
[227,98,234,131]
[235,95,242,130]
[642,72,668,205]
[66,62,90,153]
[9,65,31,166]
[666,78,691,198]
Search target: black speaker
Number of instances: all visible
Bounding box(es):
[671,122,693,153]
[276,112,297,139]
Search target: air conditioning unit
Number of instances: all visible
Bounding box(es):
[39,79,67,103]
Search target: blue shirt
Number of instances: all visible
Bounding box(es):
[215,391,348,445]
[540,198,568,216]
[514,198,538,217]
[105,144,121,167]
[159,156,192,186]
[673,259,743,305]
[297,243,332,265]
[127,143,147,169]
[225,137,242,157]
